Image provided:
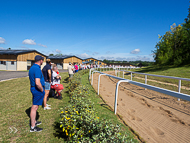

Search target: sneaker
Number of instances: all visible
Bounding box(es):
[46,104,51,107]
[35,121,42,126]
[30,126,43,132]
[58,96,62,100]
[54,96,58,99]
[44,106,51,110]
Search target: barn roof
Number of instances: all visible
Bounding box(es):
[48,55,83,60]
[0,49,47,57]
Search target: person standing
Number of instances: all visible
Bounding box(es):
[29,55,45,132]
[42,59,52,110]
[74,63,79,73]
[67,62,74,78]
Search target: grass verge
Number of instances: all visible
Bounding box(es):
[0,72,69,143]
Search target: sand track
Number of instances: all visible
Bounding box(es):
[92,72,190,143]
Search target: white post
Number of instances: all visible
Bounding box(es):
[98,74,106,95]
[145,75,147,90]
[114,80,129,114]
[131,72,132,80]
[178,80,181,101]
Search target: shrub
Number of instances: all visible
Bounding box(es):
[59,70,137,142]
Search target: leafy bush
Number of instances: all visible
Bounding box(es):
[59,70,137,142]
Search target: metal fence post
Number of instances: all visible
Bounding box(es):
[98,74,106,95]
[114,80,129,114]
[178,80,181,101]
[145,75,147,90]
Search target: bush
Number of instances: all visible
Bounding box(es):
[59,70,136,142]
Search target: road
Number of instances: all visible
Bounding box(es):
[0,69,67,81]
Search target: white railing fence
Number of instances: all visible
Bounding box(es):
[89,70,190,115]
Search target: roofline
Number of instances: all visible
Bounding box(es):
[0,50,47,57]
[48,55,83,60]
[83,57,103,62]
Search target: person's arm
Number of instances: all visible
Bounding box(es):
[35,78,43,92]
[48,69,51,83]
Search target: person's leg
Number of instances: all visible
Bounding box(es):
[30,105,39,128]
[43,90,50,107]
[43,82,50,108]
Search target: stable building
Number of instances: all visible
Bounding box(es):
[48,55,83,69]
[82,57,106,66]
[0,50,47,71]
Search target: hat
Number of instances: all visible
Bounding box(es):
[46,59,51,62]
[35,55,44,61]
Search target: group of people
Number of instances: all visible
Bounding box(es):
[28,55,64,132]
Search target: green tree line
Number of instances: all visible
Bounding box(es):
[153,6,190,66]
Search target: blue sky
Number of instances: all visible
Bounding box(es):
[0,0,189,61]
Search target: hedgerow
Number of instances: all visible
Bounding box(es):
[59,70,136,142]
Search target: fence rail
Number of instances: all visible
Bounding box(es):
[90,70,190,114]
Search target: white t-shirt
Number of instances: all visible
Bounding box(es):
[67,65,73,74]
[52,71,60,85]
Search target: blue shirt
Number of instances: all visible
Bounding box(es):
[29,64,45,89]
[42,64,53,82]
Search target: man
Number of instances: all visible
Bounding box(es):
[42,59,52,110]
[67,62,74,78]
[29,55,45,132]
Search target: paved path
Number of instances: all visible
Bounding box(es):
[0,71,29,81]
[0,69,67,81]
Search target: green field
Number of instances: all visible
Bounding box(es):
[0,72,138,142]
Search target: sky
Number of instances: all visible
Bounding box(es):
[0,0,189,61]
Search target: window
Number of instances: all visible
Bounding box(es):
[3,61,6,65]
[11,61,14,65]
[0,61,3,64]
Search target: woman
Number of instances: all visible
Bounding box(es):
[74,63,79,73]
[51,66,64,100]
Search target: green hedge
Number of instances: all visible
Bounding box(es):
[59,70,136,142]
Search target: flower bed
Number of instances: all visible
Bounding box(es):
[59,70,137,142]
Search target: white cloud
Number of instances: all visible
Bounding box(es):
[22,39,36,45]
[77,53,91,59]
[130,49,140,54]
[38,43,47,48]
[0,47,5,50]
[0,37,5,44]
[55,49,61,53]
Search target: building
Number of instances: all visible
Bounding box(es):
[82,57,106,66]
[48,55,83,69]
[0,50,47,71]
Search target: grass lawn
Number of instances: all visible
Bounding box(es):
[0,71,138,142]
[0,72,70,143]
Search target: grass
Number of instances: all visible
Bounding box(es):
[80,73,139,142]
[116,65,190,95]
[0,72,70,143]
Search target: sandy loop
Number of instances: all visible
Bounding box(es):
[92,72,190,143]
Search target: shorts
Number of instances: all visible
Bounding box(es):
[69,74,73,78]
[31,87,45,105]
[45,82,51,90]
[75,70,78,73]
[52,84,64,91]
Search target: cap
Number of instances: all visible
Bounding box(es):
[35,55,44,61]
[46,59,51,62]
